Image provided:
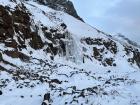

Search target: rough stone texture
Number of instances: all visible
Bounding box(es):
[29,32,44,50]
[0,4,69,63]
[82,37,117,66]
[124,45,140,68]
[4,50,30,62]
[35,0,83,21]
[0,90,2,95]
[0,5,14,41]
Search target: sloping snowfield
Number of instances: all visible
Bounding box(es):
[0,0,140,105]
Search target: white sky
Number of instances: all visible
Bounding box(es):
[70,0,140,44]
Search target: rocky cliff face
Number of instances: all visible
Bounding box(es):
[25,0,83,21]
[0,0,140,105]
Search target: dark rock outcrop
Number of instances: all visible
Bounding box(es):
[35,0,83,21]
[82,37,117,67]
[41,93,51,105]
[4,50,30,62]
[124,45,140,68]
[0,90,2,95]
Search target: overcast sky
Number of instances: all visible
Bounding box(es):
[70,0,140,44]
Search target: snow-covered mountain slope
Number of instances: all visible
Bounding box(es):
[0,0,140,105]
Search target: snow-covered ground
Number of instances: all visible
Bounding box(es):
[0,0,140,105]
